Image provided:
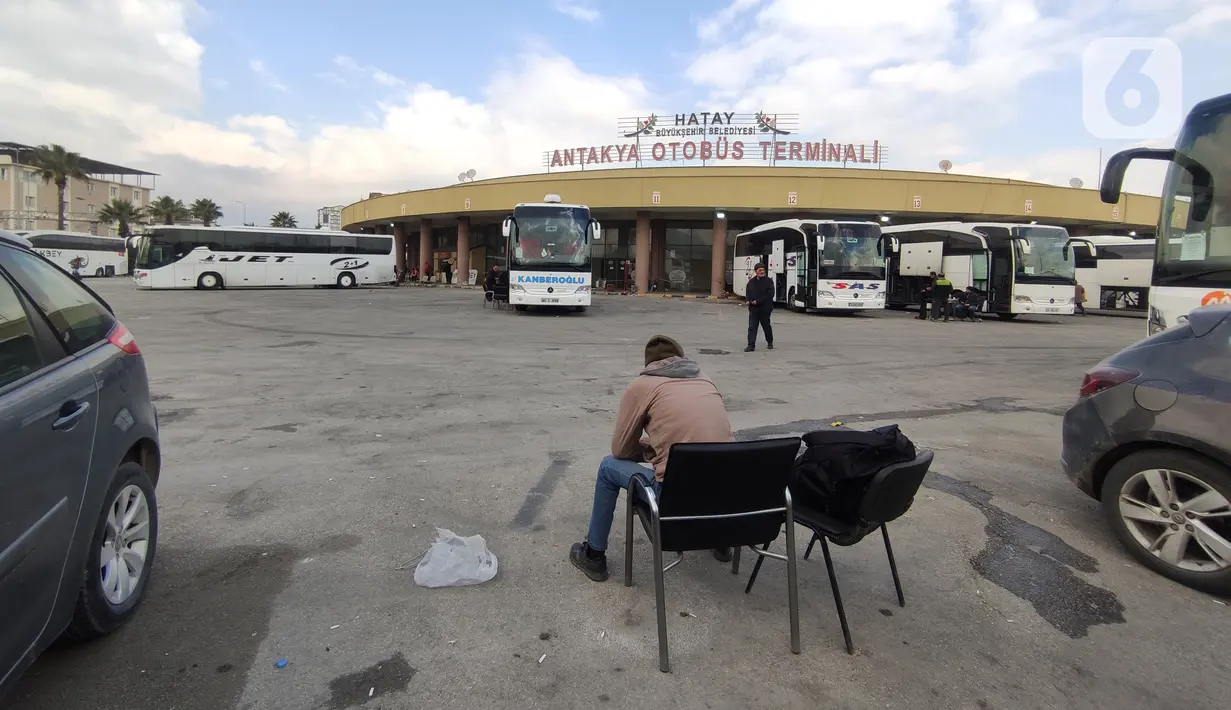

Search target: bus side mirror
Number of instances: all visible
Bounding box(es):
[589,219,601,241]
[502,217,514,238]
[1101,147,1214,222]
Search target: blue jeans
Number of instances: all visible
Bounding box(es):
[585,455,659,552]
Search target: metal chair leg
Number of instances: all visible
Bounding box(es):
[804,532,819,560]
[624,492,634,587]
[731,545,741,575]
[743,542,771,594]
[651,534,670,672]
[785,493,801,655]
[881,525,905,607]
[820,538,854,655]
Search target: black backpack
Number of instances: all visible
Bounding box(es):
[790,425,917,526]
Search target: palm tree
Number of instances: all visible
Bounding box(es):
[147,196,189,225]
[190,198,223,227]
[30,143,89,230]
[97,198,145,238]
[270,211,298,228]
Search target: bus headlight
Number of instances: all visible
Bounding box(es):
[817,291,834,299]
[1014,295,1032,303]
[874,290,885,299]
[511,284,525,292]
[574,285,590,294]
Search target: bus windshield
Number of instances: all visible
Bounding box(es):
[1014,226,1076,284]
[1157,101,1231,287]
[511,205,589,269]
[817,224,885,279]
[131,234,179,270]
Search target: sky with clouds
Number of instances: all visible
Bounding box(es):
[1,0,1226,227]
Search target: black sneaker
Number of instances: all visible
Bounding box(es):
[767,343,774,350]
[744,345,755,352]
[712,547,733,563]
[569,542,609,582]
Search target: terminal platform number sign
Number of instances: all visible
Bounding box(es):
[787,191,797,205]
[651,191,661,204]
[1025,199,1033,213]
[913,196,922,209]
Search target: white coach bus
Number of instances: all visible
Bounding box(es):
[1072,236,1154,311]
[882,222,1093,319]
[733,219,888,311]
[25,230,129,277]
[130,225,396,290]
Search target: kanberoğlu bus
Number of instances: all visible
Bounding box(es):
[130,226,396,290]
[501,194,601,312]
[1101,91,1231,334]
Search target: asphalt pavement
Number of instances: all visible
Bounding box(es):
[7,281,1230,710]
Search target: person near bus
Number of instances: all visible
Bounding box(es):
[931,273,953,321]
[744,263,775,352]
[485,263,503,301]
[569,335,735,581]
[1075,283,1088,315]
[918,272,936,320]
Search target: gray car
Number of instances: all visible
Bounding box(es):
[0,230,161,698]
[1062,304,1231,594]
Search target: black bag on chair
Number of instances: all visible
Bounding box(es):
[791,425,917,525]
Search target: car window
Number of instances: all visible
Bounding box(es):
[0,246,115,354]
[0,274,44,388]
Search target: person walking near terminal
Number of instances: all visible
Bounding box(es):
[569,335,735,581]
[745,263,775,351]
[931,272,953,321]
[917,272,936,320]
[1075,283,1088,315]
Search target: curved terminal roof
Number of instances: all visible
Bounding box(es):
[341,166,1159,232]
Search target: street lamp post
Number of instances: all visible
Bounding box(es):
[234,200,246,226]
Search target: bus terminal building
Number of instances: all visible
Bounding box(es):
[341,165,1162,297]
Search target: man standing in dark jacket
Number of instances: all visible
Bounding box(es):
[745,263,775,352]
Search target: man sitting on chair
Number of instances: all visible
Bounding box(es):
[570,335,735,581]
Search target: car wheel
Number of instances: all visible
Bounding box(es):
[64,462,159,641]
[197,272,223,290]
[1102,450,1231,595]
[337,272,356,288]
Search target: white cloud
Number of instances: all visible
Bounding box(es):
[0,0,648,224]
[553,0,600,22]
[248,59,289,93]
[332,54,404,87]
[686,0,1219,192]
[1166,0,1231,39]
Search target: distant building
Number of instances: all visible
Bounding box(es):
[317,205,343,230]
[0,141,156,236]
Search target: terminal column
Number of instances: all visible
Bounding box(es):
[419,218,432,282]
[393,223,407,274]
[456,217,470,286]
[635,211,650,294]
[711,216,727,298]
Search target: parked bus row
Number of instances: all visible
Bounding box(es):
[24,231,130,277]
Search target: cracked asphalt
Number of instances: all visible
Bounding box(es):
[7,282,1230,710]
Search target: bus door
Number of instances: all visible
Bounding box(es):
[989,245,1013,312]
[793,246,807,306]
[769,240,785,302]
[971,250,991,310]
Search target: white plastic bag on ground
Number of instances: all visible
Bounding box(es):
[413,528,499,588]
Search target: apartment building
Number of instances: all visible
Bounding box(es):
[317,205,343,231]
[1,142,156,236]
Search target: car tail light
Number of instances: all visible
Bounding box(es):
[1079,366,1137,398]
[107,321,141,355]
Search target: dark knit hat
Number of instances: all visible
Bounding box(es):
[644,334,685,366]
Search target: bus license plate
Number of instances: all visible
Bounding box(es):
[542,298,559,303]
[1045,307,1060,313]
[847,302,861,308]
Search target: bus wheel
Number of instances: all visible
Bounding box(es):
[337,272,357,288]
[996,312,1018,320]
[95,267,105,277]
[787,288,803,313]
[197,272,223,290]
[514,304,527,312]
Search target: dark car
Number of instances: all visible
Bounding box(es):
[0,229,161,698]
[1062,305,1231,594]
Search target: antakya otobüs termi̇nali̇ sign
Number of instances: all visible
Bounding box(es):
[543,112,885,168]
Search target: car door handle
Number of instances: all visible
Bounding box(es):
[52,401,91,431]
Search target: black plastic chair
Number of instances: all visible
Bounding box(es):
[745,449,933,654]
[625,437,803,673]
